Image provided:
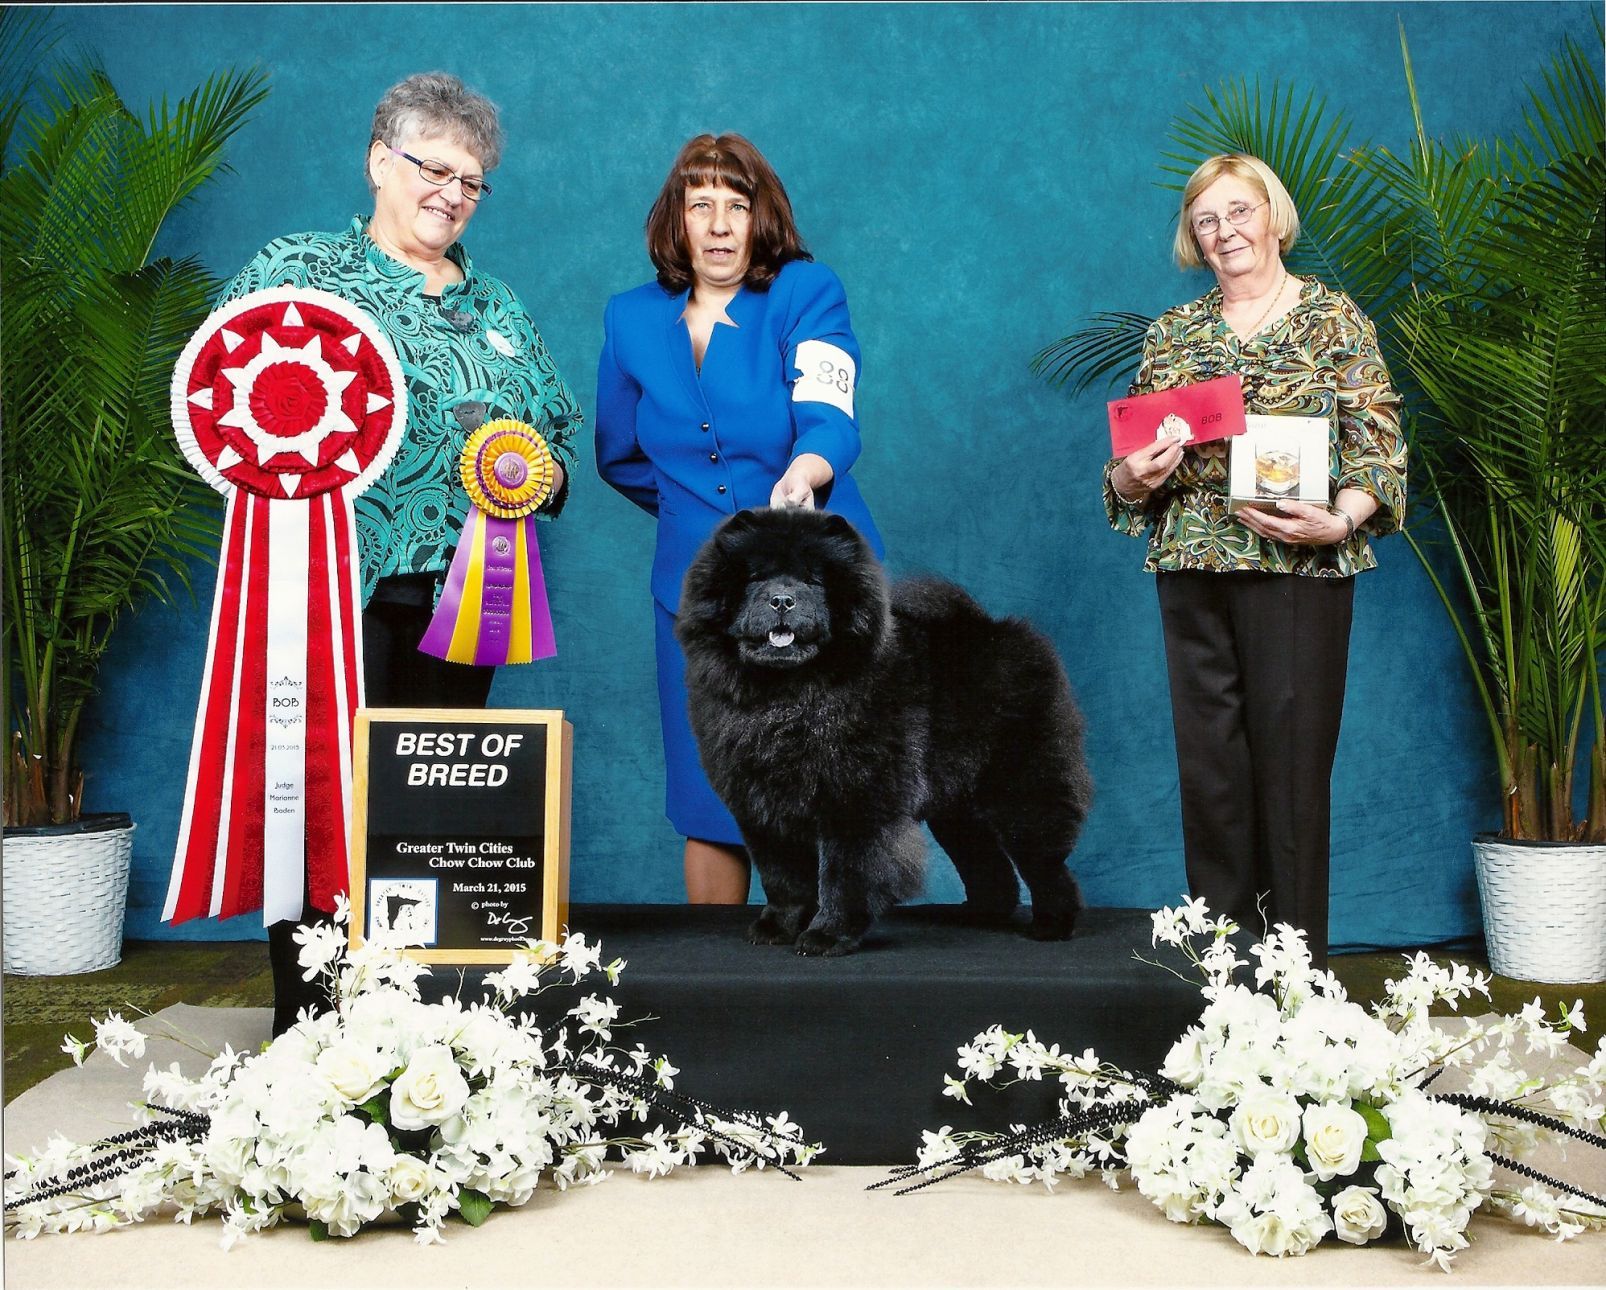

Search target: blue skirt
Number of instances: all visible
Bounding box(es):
[654,600,744,844]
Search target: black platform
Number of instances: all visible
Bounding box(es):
[435,905,1204,1165]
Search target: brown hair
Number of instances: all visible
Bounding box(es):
[644,133,810,293]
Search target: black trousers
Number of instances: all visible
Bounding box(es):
[267,574,494,1035]
[1156,570,1354,966]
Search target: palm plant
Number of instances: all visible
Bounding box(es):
[1035,22,1605,844]
[1,11,269,825]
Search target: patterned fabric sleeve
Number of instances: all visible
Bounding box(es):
[1330,297,1407,536]
[1102,317,1169,535]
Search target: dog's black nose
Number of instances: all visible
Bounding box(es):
[770,593,795,611]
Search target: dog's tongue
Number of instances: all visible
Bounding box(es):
[768,628,795,648]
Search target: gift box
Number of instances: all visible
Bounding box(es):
[1227,415,1332,512]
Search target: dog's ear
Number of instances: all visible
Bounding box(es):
[818,512,857,540]
[714,509,762,549]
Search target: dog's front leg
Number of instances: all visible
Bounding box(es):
[740,821,818,946]
[797,820,925,957]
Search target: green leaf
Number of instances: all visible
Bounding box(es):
[308,1219,329,1242]
[1358,1103,1393,1146]
[457,1187,494,1227]
[358,1095,389,1125]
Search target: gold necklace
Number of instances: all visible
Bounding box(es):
[1239,268,1289,338]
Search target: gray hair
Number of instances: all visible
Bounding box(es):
[366,72,503,192]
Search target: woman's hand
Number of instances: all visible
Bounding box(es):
[1236,500,1349,546]
[1111,436,1184,503]
[770,453,834,509]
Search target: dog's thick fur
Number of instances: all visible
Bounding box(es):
[677,507,1093,956]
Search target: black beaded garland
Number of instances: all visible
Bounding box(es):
[4,1107,212,1211]
[552,1062,806,1180]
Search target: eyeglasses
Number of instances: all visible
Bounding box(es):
[389,149,492,200]
[1191,199,1268,238]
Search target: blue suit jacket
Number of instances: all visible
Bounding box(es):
[595,258,883,612]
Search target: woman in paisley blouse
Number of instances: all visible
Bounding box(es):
[1104,153,1406,965]
[219,72,582,1032]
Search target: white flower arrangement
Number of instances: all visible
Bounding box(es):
[884,898,1606,1271]
[4,897,818,1246]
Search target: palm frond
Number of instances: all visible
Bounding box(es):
[0,7,56,161]
[1,50,267,823]
[1030,313,1153,397]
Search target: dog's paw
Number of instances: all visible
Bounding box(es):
[1026,904,1077,941]
[747,915,798,946]
[795,927,859,957]
[748,905,811,945]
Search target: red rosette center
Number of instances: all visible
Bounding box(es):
[249,361,329,438]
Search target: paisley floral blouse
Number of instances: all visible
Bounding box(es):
[219,217,583,604]
[1102,277,1406,577]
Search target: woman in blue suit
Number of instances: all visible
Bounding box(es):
[596,133,882,903]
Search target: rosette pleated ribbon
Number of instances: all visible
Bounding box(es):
[163,288,405,926]
[418,419,557,664]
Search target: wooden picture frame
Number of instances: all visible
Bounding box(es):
[349,708,572,964]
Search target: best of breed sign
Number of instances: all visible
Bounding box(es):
[350,709,572,963]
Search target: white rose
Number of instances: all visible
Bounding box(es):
[316,1040,388,1104]
[389,1044,470,1131]
[1229,1091,1302,1157]
[1331,1185,1388,1245]
[1236,1210,1296,1257]
[1301,1102,1367,1181]
[386,1154,434,1204]
[203,1132,255,1185]
[1161,1029,1207,1087]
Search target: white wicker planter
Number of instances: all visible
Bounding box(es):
[2,813,134,975]
[1472,834,1606,984]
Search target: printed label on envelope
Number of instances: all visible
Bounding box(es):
[792,339,856,417]
[1107,374,1246,456]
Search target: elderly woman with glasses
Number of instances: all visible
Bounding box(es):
[1103,153,1407,966]
[217,72,582,1033]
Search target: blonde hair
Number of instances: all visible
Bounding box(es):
[1173,154,1300,269]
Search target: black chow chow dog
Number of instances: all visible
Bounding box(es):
[677,507,1092,956]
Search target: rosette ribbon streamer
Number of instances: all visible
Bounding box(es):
[163,288,406,925]
[418,418,557,664]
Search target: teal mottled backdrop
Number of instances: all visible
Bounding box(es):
[39,2,1598,946]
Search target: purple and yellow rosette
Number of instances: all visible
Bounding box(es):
[419,419,557,665]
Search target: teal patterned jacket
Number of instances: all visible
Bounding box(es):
[1102,277,1406,577]
[218,217,583,604]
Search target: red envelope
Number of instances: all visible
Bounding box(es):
[1107,375,1247,456]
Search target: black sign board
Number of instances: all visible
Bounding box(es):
[350,708,572,963]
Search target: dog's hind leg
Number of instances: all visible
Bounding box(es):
[928,813,1019,926]
[995,819,1085,941]
[797,820,925,956]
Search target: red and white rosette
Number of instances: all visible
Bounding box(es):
[163,287,405,926]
